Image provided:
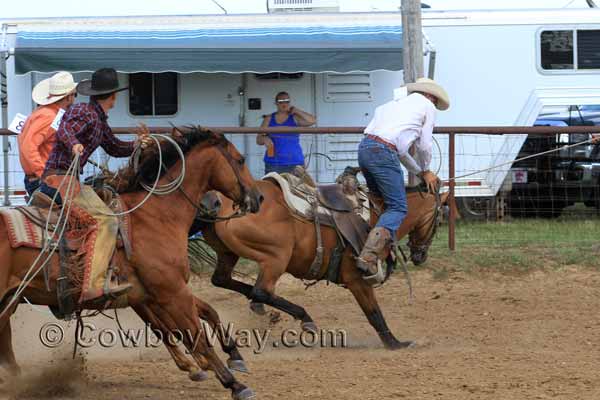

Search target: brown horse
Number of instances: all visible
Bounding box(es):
[201,174,447,350]
[0,127,262,399]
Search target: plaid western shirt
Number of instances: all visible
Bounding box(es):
[44,101,135,175]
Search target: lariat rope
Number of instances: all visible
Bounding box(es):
[0,154,81,320]
[0,134,185,318]
[79,134,186,217]
[444,137,597,183]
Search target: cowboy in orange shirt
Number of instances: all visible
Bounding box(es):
[18,72,78,197]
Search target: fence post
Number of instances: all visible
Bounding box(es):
[448,132,456,251]
[1,47,10,207]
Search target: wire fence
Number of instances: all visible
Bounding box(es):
[2,125,600,253]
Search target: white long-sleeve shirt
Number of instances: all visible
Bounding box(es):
[364,92,436,173]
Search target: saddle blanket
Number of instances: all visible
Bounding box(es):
[0,207,45,249]
[0,196,132,254]
[263,172,370,222]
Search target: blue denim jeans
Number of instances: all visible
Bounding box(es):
[264,163,301,174]
[24,176,41,197]
[39,182,62,205]
[357,137,407,240]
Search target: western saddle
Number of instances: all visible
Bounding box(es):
[263,166,391,285]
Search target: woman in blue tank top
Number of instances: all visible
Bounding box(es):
[257,91,316,174]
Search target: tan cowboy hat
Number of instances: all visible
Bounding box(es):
[406,77,450,111]
[31,72,77,106]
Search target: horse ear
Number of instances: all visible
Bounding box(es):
[440,191,450,205]
[169,122,184,138]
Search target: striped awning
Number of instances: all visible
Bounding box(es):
[14,15,403,74]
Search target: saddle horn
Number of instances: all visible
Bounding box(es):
[343,166,362,176]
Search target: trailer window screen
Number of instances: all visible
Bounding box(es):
[540,30,574,70]
[577,30,600,70]
[129,72,178,116]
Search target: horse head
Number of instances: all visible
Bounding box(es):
[121,126,263,215]
[177,126,263,214]
[407,191,449,265]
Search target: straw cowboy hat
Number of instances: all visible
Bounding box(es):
[31,72,77,106]
[77,68,128,97]
[406,77,450,111]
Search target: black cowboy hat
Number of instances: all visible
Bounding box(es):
[76,67,128,96]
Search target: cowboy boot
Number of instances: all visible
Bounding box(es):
[357,227,392,277]
[81,282,133,303]
[81,265,132,303]
[104,282,133,300]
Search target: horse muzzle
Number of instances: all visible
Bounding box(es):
[243,187,264,214]
[409,246,429,266]
[199,191,222,218]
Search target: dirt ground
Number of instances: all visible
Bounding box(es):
[3,266,600,400]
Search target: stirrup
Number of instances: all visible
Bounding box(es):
[103,267,132,300]
[362,259,386,286]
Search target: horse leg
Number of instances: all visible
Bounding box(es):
[209,237,315,331]
[210,251,270,314]
[344,265,415,350]
[132,304,208,382]
[210,251,254,297]
[194,296,248,373]
[249,261,318,333]
[148,292,254,400]
[0,318,21,380]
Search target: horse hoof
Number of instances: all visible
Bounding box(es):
[189,369,209,382]
[301,321,318,333]
[228,359,249,374]
[233,387,256,400]
[249,302,266,316]
[387,340,416,350]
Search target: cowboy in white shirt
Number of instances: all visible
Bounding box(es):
[357,78,450,280]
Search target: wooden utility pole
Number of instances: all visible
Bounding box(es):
[402,0,424,186]
[401,0,424,84]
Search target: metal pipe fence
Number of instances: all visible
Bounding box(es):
[2,125,600,251]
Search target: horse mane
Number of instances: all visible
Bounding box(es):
[111,126,225,193]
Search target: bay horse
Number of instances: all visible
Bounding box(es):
[200,175,447,350]
[0,127,262,399]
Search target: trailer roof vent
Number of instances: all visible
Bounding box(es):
[267,0,340,13]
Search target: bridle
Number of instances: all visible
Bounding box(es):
[190,142,251,222]
[408,185,442,257]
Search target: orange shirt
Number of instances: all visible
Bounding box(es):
[18,104,61,178]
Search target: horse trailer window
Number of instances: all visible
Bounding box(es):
[577,30,600,70]
[129,72,178,116]
[540,30,574,70]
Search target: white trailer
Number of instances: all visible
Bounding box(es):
[2,5,600,206]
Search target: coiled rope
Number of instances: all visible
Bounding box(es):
[78,133,186,217]
[0,133,185,318]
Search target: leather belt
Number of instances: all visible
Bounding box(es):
[365,134,398,153]
[42,169,70,179]
[25,174,39,180]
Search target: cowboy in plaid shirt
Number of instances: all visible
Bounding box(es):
[39,68,150,304]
